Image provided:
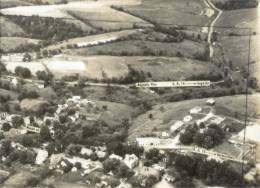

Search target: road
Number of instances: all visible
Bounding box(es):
[204,0,223,58]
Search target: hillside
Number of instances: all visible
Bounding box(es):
[128,94,259,140]
[0,16,25,37]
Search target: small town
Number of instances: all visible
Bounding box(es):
[0,0,260,187]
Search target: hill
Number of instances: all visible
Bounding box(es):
[128,94,259,140]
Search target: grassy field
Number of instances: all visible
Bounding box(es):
[119,0,212,28]
[20,98,49,111]
[65,39,206,59]
[0,37,40,52]
[42,55,218,80]
[128,94,258,140]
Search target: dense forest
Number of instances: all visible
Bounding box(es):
[5,15,85,41]
[213,0,258,10]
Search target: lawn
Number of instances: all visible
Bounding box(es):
[0,37,40,52]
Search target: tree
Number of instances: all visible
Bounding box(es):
[15,66,31,78]
[2,123,11,132]
[23,52,32,62]
[11,115,24,128]
[0,139,12,156]
[40,126,52,141]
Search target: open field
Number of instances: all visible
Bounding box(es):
[4,61,46,75]
[20,98,49,111]
[65,39,206,59]
[95,100,136,125]
[119,0,212,28]
[0,37,40,52]
[0,0,32,9]
[0,16,25,37]
[0,0,150,31]
[42,55,219,80]
[128,94,258,140]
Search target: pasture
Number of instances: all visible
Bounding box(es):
[0,37,40,52]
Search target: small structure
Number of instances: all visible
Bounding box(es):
[170,121,184,133]
[34,148,48,165]
[124,154,138,169]
[183,115,192,122]
[206,98,215,105]
[81,147,93,156]
[109,154,123,161]
[49,153,65,169]
[190,106,202,114]
[136,137,161,148]
[66,96,81,105]
[96,150,106,159]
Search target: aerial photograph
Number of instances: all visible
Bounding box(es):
[0,0,259,187]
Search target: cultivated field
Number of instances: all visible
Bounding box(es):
[0,0,151,33]
[119,0,212,28]
[0,37,40,52]
[42,55,219,80]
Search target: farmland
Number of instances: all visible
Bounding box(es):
[40,55,220,80]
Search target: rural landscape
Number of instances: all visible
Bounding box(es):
[0,0,260,187]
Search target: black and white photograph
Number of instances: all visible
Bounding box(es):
[0,0,259,187]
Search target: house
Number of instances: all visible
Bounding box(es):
[161,132,170,138]
[34,148,48,165]
[23,116,31,126]
[81,147,93,156]
[136,137,161,148]
[210,116,225,125]
[206,98,215,105]
[96,151,106,158]
[66,96,81,105]
[49,153,65,169]
[139,166,160,180]
[183,115,192,122]
[11,78,19,88]
[0,112,8,120]
[109,154,123,161]
[170,121,184,133]
[124,154,138,169]
[190,107,202,114]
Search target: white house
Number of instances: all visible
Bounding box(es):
[67,96,81,105]
[136,137,161,148]
[49,153,65,169]
[183,115,192,122]
[81,147,93,156]
[34,148,48,165]
[190,107,202,114]
[170,121,184,133]
[109,154,123,161]
[124,154,138,169]
[96,151,106,158]
[206,98,215,105]
[11,78,19,87]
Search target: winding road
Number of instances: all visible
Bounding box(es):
[204,0,223,58]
